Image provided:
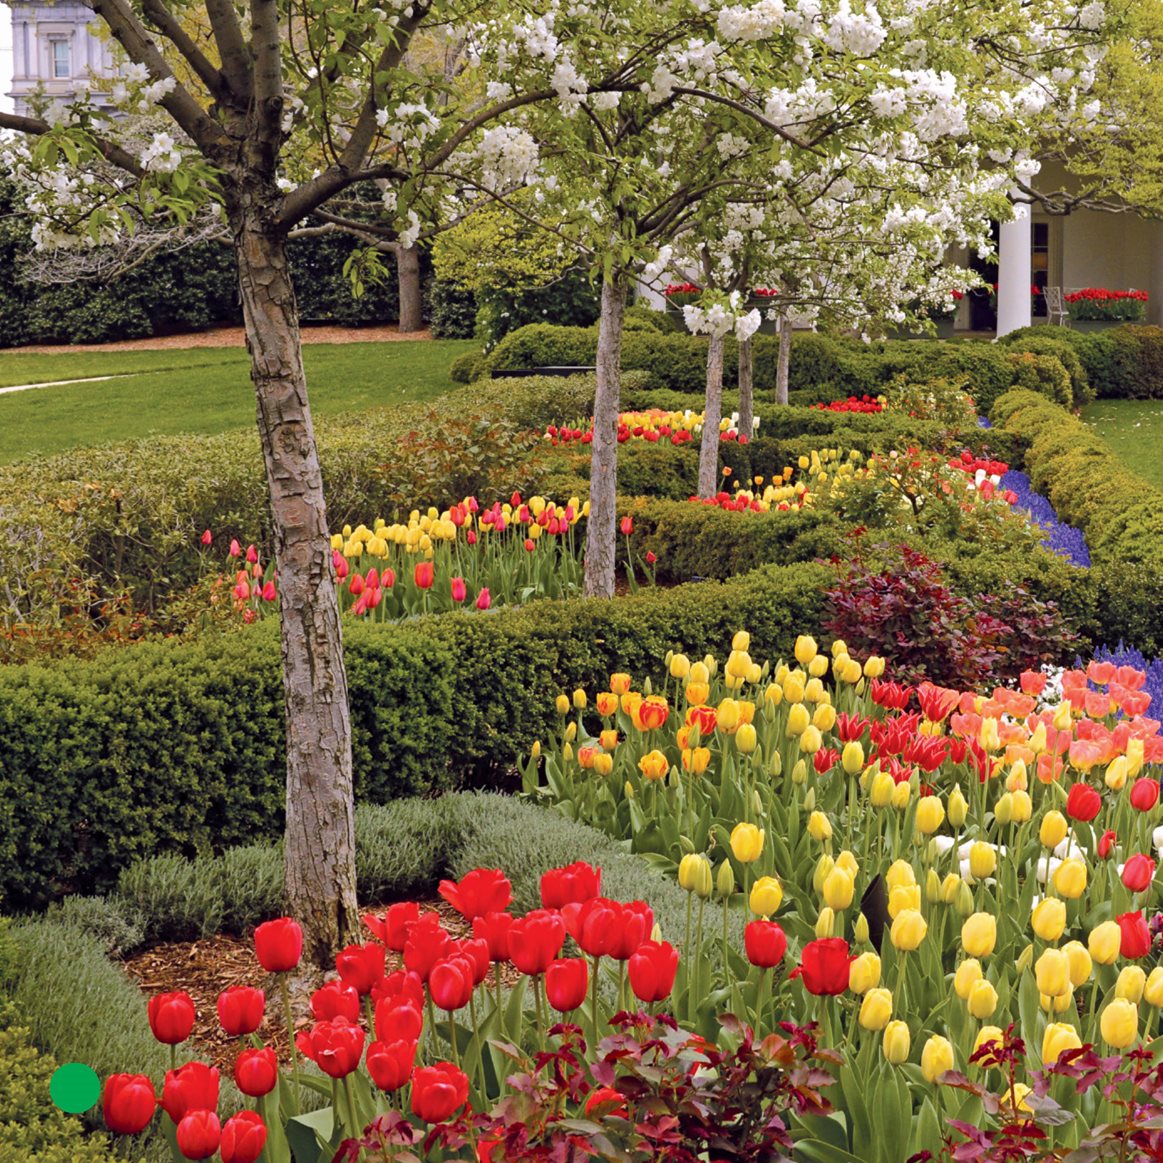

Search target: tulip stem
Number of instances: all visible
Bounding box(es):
[590,954,602,1054]
[694,895,706,1020]
[169,1043,177,1073]
[448,1013,461,1071]
[533,975,546,1046]
[722,895,731,977]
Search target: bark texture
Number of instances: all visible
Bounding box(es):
[776,313,792,406]
[697,332,726,498]
[233,195,358,967]
[583,275,627,598]
[737,335,754,441]
[396,244,424,333]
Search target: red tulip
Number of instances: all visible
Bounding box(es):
[102,1073,157,1134]
[645,550,657,564]
[217,987,264,1037]
[371,968,426,1010]
[148,991,196,1045]
[1066,783,1101,822]
[628,940,679,1003]
[546,957,589,1012]
[475,587,491,610]
[349,572,365,596]
[229,539,241,557]
[161,1062,220,1124]
[245,544,258,564]
[561,897,622,958]
[744,921,788,968]
[451,576,467,603]
[1122,854,1157,893]
[620,516,633,536]
[524,537,535,552]
[411,1061,470,1123]
[472,911,514,963]
[1099,829,1118,859]
[176,1110,221,1160]
[414,561,435,590]
[219,1111,267,1163]
[336,942,386,996]
[791,938,852,995]
[254,917,303,972]
[438,869,513,920]
[311,980,361,1023]
[1130,778,1160,812]
[366,1039,417,1092]
[508,909,566,975]
[200,529,213,546]
[608,901,654,961]
[428,956,475,1012]
[295,1017,365,1079]
[233,1047,278,1097]
[540,862,601,909]
[261,581,277,602]
[374,996,424,1043]
[403,913,452,981]
[363,902,421,952]
[1118,910,1152,959]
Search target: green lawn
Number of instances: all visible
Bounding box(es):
[0,339,476,462]
[1080,399,1163,492]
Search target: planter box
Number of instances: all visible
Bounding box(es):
[1069,318,1136,333]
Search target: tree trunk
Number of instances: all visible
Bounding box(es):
[776,313,792,406]
[396,244,424,333]
[697,332,725,498]
[737,335,754,441]
[583,274,627,598]
[233,204,358,967]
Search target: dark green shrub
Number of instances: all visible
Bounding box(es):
[1004,351,1073,408]
[475,268,600,347]
[449,350,485,382]
[623,305,669,331]
[1106,325,1163,399]
[999,330,1092,406]
[428,280,478,338]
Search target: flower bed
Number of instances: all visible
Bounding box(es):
[1066,288,1149,323]
[544,407,757,447]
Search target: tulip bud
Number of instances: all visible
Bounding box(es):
[1105,756,1129,791]
[954,959,984,1000]
[890,909,927,951]
[855,914,871,947]
[1100,997,1138,1049]
[555,694,570,716]
[955,880,975,918]
[562,742,573,762]
[849,951,882,994]
[1042,1022,1082,1066]
[962,913,997,958]
[1145,966,1163,1008]
[716,860,736,899]
[1089,920,1121,965]
[859,987,893,1030]
[736,723,758,754]
[1053,701,1073,732]
[812,854,835,896]
[822,867,855,911]
[870,769,895,808]
[802,787,816,811]
[915,796,945,835]
[882,1020,910,1065]
[594,753,613,777]
[678,854,713,899]
[947,785,968,828]
[808,811,833,843]
[749,876,783,917]
[1006,760,1027,793]
[564,721,577,743]
[1053,858,1087,900]
[814,907,835,938]
[941,873,962,905]
[1011,790,1032,824]
[969,842,996,882]
[791,759,808,785]
[1035,948,1070,998]
[994,793,1013,826]
[624,781,635,799]
[1039,811,1068,849]
[924,868,942,903]
[921,1035,955,1084]
[967,978,999,1019]
[1031,898,1067,942]
[1117,965,1147,1003]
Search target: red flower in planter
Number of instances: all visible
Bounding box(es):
[219,1111,267,1163]
[546,957,589,1012]
[438,869,513,920]
[217,987,264,1037]
[254,917,302,972]
[148,991,196,1045]
[336,942,386,996]
[233,1047,277,1097]
[508,909,566,975]
[411,1061,470,1123]
[102,1074,157,1134]
[295,1017,365,1079]
[790,938,852,995]
[628,940,679,1003]
[176,1110,221,1160]
[162,1062,220,1124]
[366,1039,417,1092]
[540,862,601,909]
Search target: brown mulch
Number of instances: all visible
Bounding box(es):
[8,323,432,354]
[121,899,521,1072]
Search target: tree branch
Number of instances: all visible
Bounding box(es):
[248,0,284,159]
[0,111,145,177]
[139,0,226,102]
[205,0,253,104]
[672,86,817,152]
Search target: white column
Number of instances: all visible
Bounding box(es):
[996,208,1032,337]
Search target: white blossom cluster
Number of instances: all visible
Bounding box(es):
[476,126,541,191]
[140,131,183,173]
[376,103,441,154]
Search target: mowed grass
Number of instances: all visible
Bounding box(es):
[0,338,477,463]
[1080,399,1163,492]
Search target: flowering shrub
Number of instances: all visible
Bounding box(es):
[529,630,1163,1160]
[883,376,979,429]
[544,407,758,447]
[1065,288,1148,323]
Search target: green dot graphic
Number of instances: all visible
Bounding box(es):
[50,1063,101,1114]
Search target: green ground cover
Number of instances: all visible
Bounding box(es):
[0,339,475,462]
[1081,398,1163,492]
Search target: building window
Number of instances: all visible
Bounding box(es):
[1032,221,1050,317]
[50,39,70,79]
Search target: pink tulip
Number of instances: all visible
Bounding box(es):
[262,582,277,602]
[229,539,241,558]
[476,588,491,611]
[451,577,467,603]
[201,529,213,546]
[246,544,258,564]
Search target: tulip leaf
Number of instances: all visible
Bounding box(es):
[839,1063,874,1158]
[285,1108,336,1163]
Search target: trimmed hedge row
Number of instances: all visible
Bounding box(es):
[0,560,831,909]
[991,389,1163,651]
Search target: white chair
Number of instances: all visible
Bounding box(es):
[1043,285,1069,327]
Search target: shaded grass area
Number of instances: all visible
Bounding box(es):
[0,339,476,462]
[1080,399,1163,492]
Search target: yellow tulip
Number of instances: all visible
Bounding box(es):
[794,635,818,666]
[854,912,871,945]
[1054,858,1088,900]
[841,657,863,683]
[890,909,927,951]
[807,811,833,843]
[815,907,835,938]
[610,673,632,696]
[1145,967,1163,1008]
[888,884,921,920]
[842,741,864,776]
[994,794,1013,826]
[1011,790,1032,823]
[1089,920,1122,966]
[730,822,765,863]
[859,987,893,1031]
[835,849,859,877]
[823,867,855,911]
[799,725,823,754]
[717,698,740,733]
[864,656,885,678]
[812,703,836,732]
[555,694,570,715]
[594,753,613,776]
[1006,760,1028,793]
[974,1025,1004,1056]
[732,630,750,652]
[1105,756,1129,791]
[849,952,882,994]
[808,654,830,679]
[1039,811,1068,849]
[882,1020,910,1065]
[564,722,578,743]
[599,729,619,752]
[979,718,1000,752]
[886,860,916,892]
[831,638,848,658]
[678,854,713,899]
[596,692,619,718]
[763,683,783,708]
[969,842,997,881]
[1100,998,1138,1049]
[783,673,806,704]
[1042,1023,1082,1066]
[1010,1083,1034,1114]
[921,1035,955,1084]
[962,913,997,958]
[786,703,810,737]
[749,876,783,917]
[669,653,691,679]
[638,750,669,781]
[916,796,945,835]
[689,661,709,685]
[967,979,999,1019]
[1063,940,1092,987]
[685,682,710,708]
[870,770,895,808]
[1117,965,1147,1003]
[948,785,968,828]
[892,781,911,810]
[1053,701,1073,732]
[812,854,835,895]
[1034,949,1070,998]
[941,873,963,905]
[735,723,758,754]
[954,959,983,1000]
[683,746,711,775]
[1031,898,1067,942]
